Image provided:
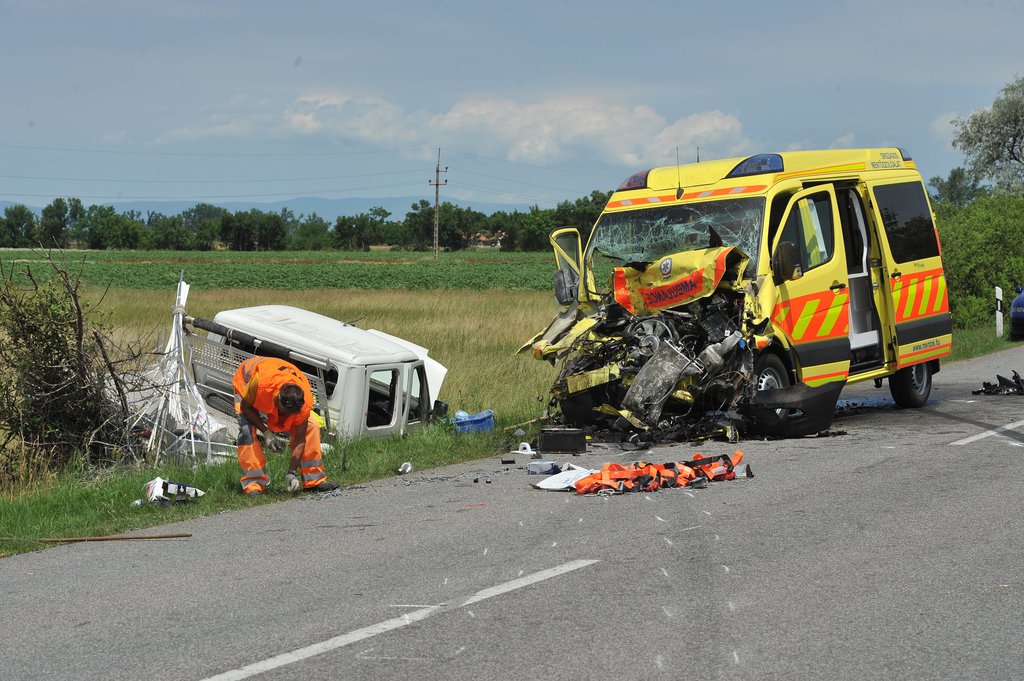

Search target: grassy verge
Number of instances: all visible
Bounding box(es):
[950,325,1022,361]
[0,424,512,556]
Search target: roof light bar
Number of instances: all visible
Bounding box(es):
[616,170,650,191]
[727,154,784,178]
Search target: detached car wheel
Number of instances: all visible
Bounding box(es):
[888,362,932,408]
[749,353,791,429]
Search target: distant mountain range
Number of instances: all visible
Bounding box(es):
[0,195,537,223]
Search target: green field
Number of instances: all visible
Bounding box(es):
[0,248,559,291]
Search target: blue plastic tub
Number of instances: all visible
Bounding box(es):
[451,409,495,433]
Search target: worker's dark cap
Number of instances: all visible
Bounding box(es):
[277,385,305,412]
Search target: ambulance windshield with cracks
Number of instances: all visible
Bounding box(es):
[587,197,765,282]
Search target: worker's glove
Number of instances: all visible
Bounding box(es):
[285,472,301,493]
[261,433,290,452]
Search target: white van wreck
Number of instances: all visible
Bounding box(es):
[188,305,448,439]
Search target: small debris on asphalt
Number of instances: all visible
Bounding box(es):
[973,370,1024,395]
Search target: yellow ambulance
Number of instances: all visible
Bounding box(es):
[529,148,951,437]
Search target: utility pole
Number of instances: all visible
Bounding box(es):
[429,148,447,259]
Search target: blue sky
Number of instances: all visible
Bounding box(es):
[1,0,1022,212]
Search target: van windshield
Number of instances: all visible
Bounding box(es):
[587,197,765,276]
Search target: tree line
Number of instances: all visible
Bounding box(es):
[0,191,613,253]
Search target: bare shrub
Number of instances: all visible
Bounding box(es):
[0,252,145,485]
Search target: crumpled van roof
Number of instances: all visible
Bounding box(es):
[213,305,421,367]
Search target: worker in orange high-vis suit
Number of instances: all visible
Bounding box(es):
[233,356,340,496]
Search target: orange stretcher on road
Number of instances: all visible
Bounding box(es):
[575,450,750,495]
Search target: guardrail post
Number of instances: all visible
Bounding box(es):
[996,286,1004,337]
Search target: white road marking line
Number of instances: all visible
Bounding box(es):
[655,516,666,522]
[722,565,731,573]
[661,568,670,577]
[201,560,599,681]
[459,559,598,606]
[664,537,674,546]
[950,419,1024,446]
[733,651,740,664]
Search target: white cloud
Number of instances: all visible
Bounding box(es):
[829,132,856,149]
[930,110,959,144]
[154,90,750,169]
[648,110,747,165]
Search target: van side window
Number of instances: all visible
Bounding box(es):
[407,366,428,423]
[871,181,939,263]
[779,193,835,273]
[839,189,868,275]
[766,190,795,246]
[366,369,398,427]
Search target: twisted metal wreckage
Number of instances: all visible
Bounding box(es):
[523,242,841,444]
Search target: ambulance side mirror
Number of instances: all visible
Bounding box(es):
[553,268,579,306]
[772,241,803,284]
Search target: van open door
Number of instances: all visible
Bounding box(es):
[550,227,584,304]
[866,179,952,369]
[768,185,852,387]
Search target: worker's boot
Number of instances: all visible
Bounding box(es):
[308,480,340,492]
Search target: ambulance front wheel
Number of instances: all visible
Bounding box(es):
[889,362,932,408]
[750,353,791,428]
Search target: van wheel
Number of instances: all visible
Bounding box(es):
[889,362,932,408]
[749,353,791,428]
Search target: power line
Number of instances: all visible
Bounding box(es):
[446,180,555,205]
[452,167,601,196]
[0,169,424,184]
[0,143,422,158]
[0,180,429,202]
[446,147,622,182]
[429,148,447,259]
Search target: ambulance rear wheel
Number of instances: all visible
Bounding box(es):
[750,353,791,429]
[889,362,932,408]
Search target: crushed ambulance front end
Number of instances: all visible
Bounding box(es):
[524,169,840,441]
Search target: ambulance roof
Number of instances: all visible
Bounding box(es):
[213,305,420,367]
[609,148,919,209]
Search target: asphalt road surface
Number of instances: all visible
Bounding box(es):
[3,344,1024,681]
